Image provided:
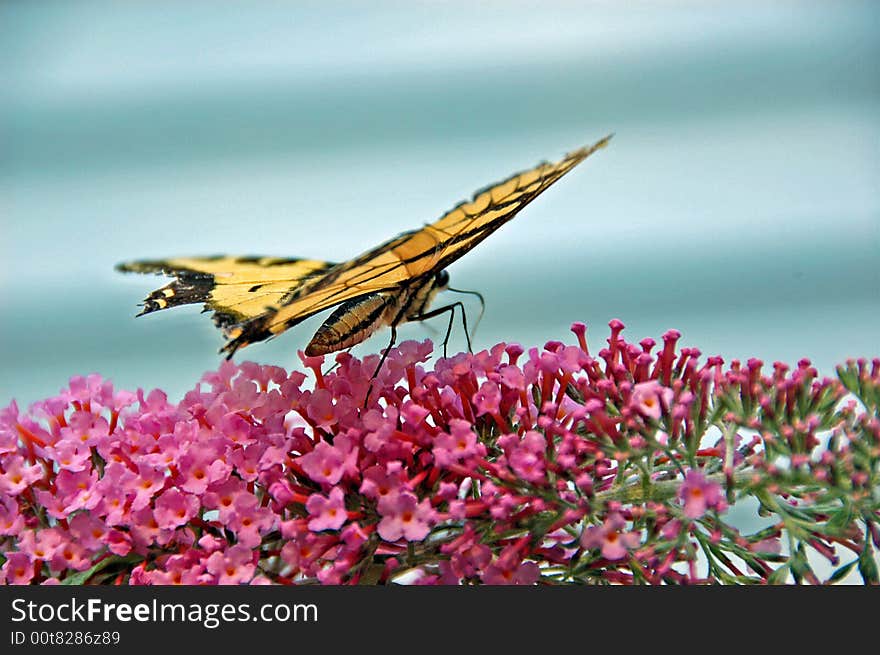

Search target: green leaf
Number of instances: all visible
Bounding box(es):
[767,563,791,585]
[358,563,386,585]
[827,560,858,584]
[789,545,813,584]
[857,541,879,584]
[531,385,542,410]
[835,365,858,394]
[61,555,142,585]
[564,382,584,404]
[825,503,855,536]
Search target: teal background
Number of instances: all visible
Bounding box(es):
[2,0,878,409]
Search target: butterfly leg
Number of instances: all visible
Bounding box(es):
[322,347,353,376]
[447,287,485,342]
[371,324,398,380]
[363,325,398,408]
[413,301,471,357]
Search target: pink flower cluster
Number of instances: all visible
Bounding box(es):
[1,320,877,585]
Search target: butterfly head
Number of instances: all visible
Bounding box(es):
[434,269,450,291]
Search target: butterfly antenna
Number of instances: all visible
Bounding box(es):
[447,287,485,343]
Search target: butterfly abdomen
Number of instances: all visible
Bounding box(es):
[304,292,396,356]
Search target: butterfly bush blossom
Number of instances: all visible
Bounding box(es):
[1,320,878,585]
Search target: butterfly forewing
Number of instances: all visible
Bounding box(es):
[221,136,612,353]
[118,136,611,357]
[411,138,612,273]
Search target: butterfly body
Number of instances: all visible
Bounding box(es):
[117,136,611,359]
[308,265,452,356]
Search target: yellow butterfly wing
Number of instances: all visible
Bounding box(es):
[116,256,334,334]
[220,135,612,355]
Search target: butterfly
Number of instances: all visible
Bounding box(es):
[117,136,611,371]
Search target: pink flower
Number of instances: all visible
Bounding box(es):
[177,442,230,495]
[150,553,208,585]
[2,551,35,584]
[202,478,247,523]
[340,522,369,550]
[153,489,199,530]
[306,388,339,430]
[400,401,430,428]
[503,431,547,484]
[375,339,432,387]
[139,433,183,469]
[481,557,540,585]
[130,463,165,511]
[499,365,526,390]
[239,361,287,389]
[219,412,256,447]
[0,321,869,587]
[0,455,43,495]
[581,513,641,560]
[228,445,261,482]
[441,528,492,581]
[72,373,125,408]
[630,381,674,420]
[678,470,724,519]
[0,496,24,536]
[44,440,92,472]
[508,448,545,483]
[473,381,501,416]
[17,529,59,564]
[50,539,91,572]
[206,544,256,585]
[226,493,275,548]
[58,412,110,448]
[362,406,407,457]
[126,507,161,548]
[34,489,69,520]
[376,490,436,542]
[54,469,101,514]
[751,538,782,555]
[306,487,348,532]
[104,529,133,556]
[432,419,482,468]
[359,464,403,501]
[392,339,433,369]
[299,441,347,486]
[68,513,108,551]
[0,401,22,454]
[96,488,131,526]
[201,359,240,391]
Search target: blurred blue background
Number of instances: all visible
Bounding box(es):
[2,0,878,409]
